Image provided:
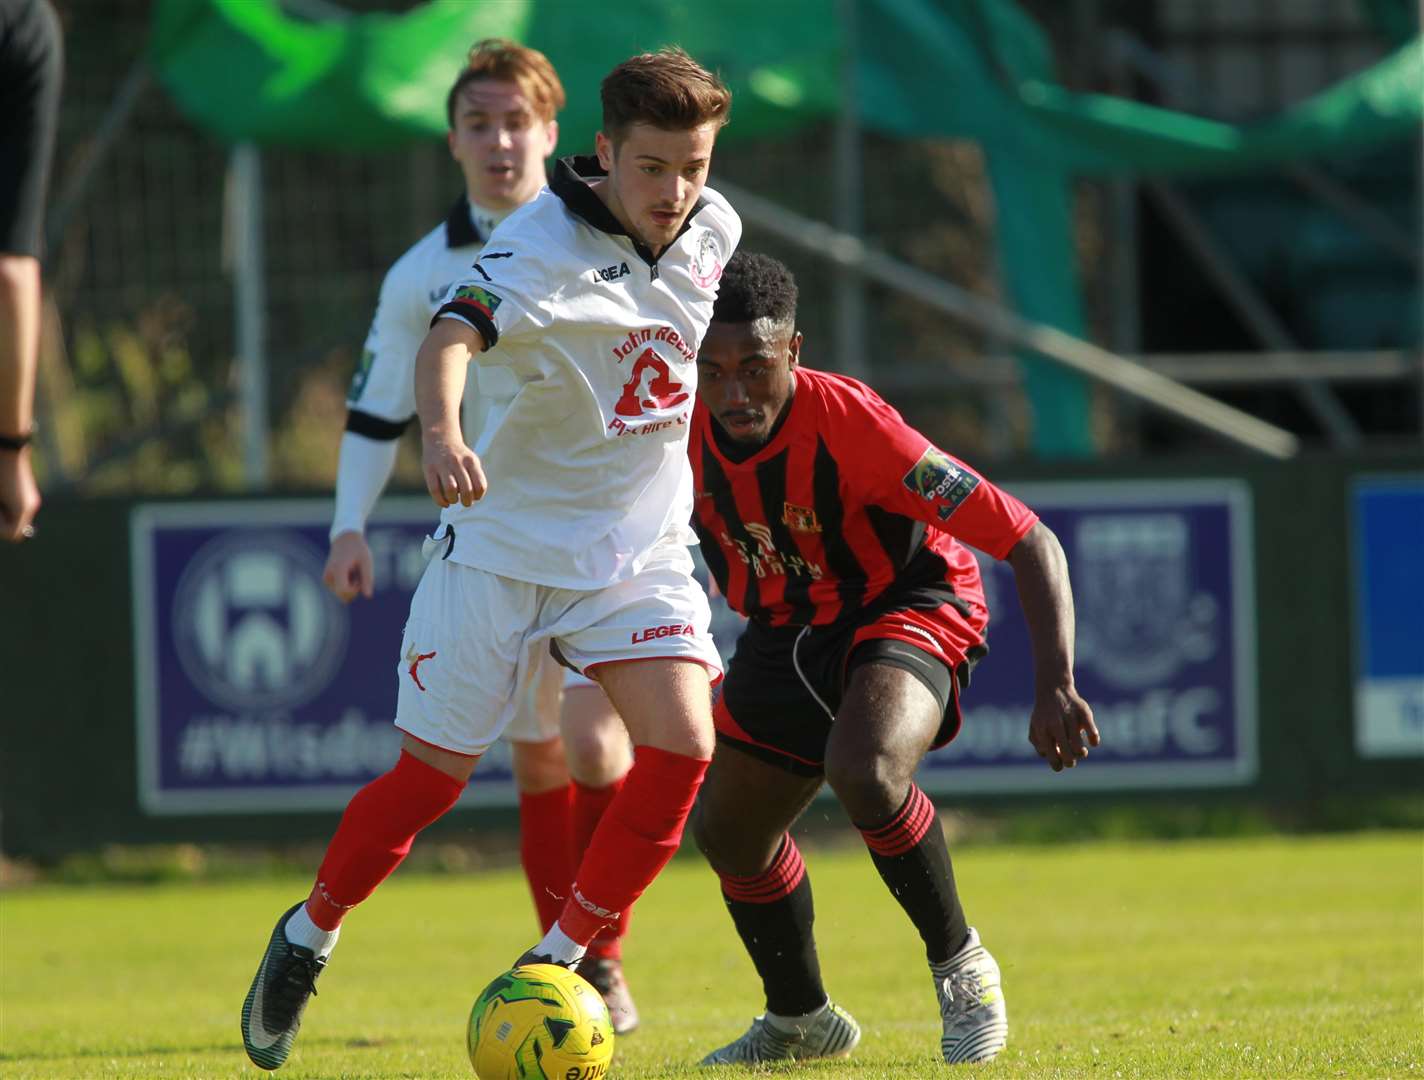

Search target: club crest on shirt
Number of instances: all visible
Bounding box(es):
[902,446,980,521]
[452,284,502,318]
[781,501,822,533]
[690,229,723,288]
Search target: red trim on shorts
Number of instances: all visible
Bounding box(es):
[713,694,824,769]
[848,603,973,665]
[583,655,724,686]
[393,727,483,759]
[846,603,976,750]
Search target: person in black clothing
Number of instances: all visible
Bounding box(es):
[0,0,62,542]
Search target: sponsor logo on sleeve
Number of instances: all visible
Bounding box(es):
[902,446,980,521]
[347,347,375,401]
[451,284,502,319]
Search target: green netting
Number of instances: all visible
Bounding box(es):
[149,0,1423,455]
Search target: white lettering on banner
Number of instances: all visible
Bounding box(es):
[952,687,1226,762]
[176,710,401,781]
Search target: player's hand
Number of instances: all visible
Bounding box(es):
[1027,683,1099,772]
[0,449,41,543]
[323,530,375,602]
[422,430,486,508]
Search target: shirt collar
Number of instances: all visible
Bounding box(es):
[443,194,482,248]
[549,155,708,266]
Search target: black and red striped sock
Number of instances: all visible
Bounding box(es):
[856,784,968,965]
[717,835,827,1017]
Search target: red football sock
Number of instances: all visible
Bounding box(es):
[557,745,708,945]
[571,777,628,959]
[519,783,573,933]
[306,750,468,931]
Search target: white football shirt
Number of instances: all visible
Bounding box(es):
[433,155,741,589]
[345,196,511,441]
[332,197,509,539]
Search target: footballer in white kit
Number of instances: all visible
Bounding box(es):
[397,153,741,757]
[332,194,570,744]
[336,195,510,516]
[241,49,734,1075]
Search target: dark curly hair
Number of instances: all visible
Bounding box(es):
[711,251,798,336]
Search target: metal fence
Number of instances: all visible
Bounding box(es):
[35,0,1421,497]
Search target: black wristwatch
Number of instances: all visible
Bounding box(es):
[0,430,33,451]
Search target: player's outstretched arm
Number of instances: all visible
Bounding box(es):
[415,318,486,508]
[1005,521,1100,772]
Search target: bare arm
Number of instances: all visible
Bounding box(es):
[1005,521,1100,771]
[0,256,42,541]
[415,318,486,507]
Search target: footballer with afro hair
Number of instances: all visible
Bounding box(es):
[689,252,1096,1069]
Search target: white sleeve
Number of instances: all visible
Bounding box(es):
[329,431,401,539]
[432,218,555,350]
[700,185,743,264]
[346,256,426,424]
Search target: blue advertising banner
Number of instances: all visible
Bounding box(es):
[130,499,745,815]
[919,480,1258,792]
[1351,476,1424,758]
[133,481,1254,813]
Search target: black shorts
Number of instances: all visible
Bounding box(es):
[714,581,988,777]
[0,0,63,257]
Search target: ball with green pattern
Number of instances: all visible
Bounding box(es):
[467,963,615,1079]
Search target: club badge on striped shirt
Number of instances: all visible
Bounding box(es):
[781,501,823,533]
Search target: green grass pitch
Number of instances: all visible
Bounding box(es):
[3,831,1420,1078]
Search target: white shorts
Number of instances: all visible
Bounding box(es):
[563,664,596,691]
[395,542,722,756]
[502,647,565,744]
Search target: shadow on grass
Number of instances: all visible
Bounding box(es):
[0,1032,393,1064]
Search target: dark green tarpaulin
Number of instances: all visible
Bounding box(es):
[149,0,1423,455]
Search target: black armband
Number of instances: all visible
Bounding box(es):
[345,410,412,440]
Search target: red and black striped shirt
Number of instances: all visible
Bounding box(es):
[689,367,1037,629]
